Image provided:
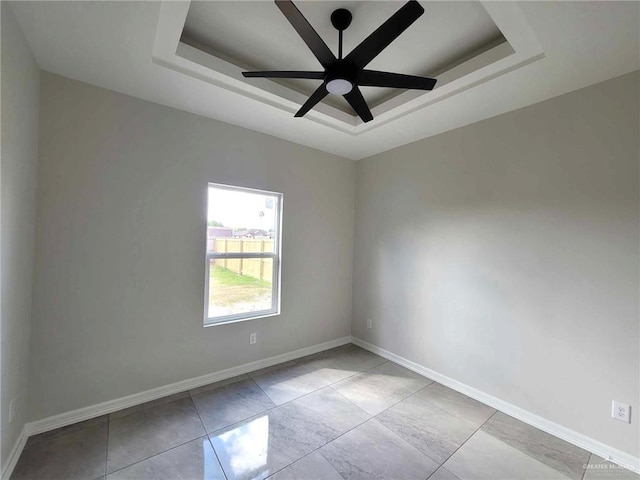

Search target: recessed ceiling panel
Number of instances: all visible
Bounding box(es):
[181,1,506,112]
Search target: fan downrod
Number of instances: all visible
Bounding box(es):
[330,8,352,31]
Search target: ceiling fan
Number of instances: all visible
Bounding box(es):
[242,0,437,123]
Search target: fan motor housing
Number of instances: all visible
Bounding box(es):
[331,8,352,31]
[325,60,358,84]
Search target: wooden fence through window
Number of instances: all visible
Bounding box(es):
[208,238,274,283]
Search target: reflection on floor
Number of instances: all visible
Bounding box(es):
[11,344,639,480]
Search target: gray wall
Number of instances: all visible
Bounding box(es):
[30,73,355,420]
[1,3,40,468]
[353,72,639,456]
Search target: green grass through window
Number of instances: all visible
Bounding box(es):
[209,265,271,307]
[210,265,271,287]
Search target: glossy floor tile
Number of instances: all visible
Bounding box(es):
[376,390,478,464]
[12,421,107,480]
[23,415,108,448]
[481,412,590,480]
[332,361,424,415]
[279,386,370,448]
[106,437,225,480]
[296,344,387,384]
[191,375,275,433]
[107,397,205,473]
[320,418,439,480]
[11,344,615,480]
[444,430,572,480]
[209,408,315,480]
[417,382,497,427]
[269,451,343,480]
[250,361,331,405]
[367,360,433,392]
[430,467,462,480]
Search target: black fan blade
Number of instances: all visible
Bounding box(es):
[344,87,373,123]
[243,71,325,79]
[295,84,329,117]
[275,0,336,68]
[358,70,436,90]
[346,0,424,69]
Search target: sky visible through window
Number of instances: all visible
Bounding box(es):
[208,186,276,232]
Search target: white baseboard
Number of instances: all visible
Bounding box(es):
[1,426,27,480]
[0,336,350,480]
[351,337,640,475]
[26,335,350,436]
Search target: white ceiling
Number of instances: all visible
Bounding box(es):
[181,1,505,111]
[10,1,640,160]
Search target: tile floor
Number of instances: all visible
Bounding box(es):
[11,344,640,480]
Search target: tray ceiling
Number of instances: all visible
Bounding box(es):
[9,1,640,159]
[158,0,531,133]
[181,1,506,112]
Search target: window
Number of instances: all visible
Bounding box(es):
[204,183,282,325]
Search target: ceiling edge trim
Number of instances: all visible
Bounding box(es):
[152,1,545,136]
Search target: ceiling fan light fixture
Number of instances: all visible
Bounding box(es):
[326,78,353,95]
[243,0,436,122]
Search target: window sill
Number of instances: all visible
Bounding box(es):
[204,310,280,327]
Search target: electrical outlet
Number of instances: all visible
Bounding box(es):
[250,333,257,345]
[366,318,372,329]
[8,399,15,424]
[612,400,631,423]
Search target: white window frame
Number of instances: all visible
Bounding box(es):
[204,183,282,326]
